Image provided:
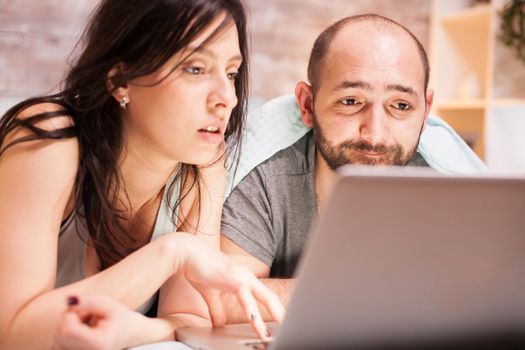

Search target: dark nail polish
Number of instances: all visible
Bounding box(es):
[67,295,79,306]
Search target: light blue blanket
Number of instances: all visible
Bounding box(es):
[227,95,487,195]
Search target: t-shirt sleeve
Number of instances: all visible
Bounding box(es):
[221,168,280,267]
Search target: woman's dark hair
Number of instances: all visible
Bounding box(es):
[0,0,249,269]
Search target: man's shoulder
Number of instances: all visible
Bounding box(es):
[252,131,314,179]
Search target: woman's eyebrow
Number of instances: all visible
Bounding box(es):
[187,46,243,62]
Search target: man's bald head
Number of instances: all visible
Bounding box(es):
[307,14,430,93]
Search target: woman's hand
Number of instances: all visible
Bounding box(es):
[53,235,285,348]
[54,294,138,350]
[175,233,285,340]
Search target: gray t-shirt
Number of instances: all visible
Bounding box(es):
[221,131,429,277]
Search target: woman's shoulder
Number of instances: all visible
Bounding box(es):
[1,101,79,173]
[14,101,75,130]
[0,101,79,230]
[2,101,75,144]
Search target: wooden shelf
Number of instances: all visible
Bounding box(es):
[431,0,525,169]
[440,4,492,25]
[435,99,486,109]
[435,99,525,110]
[432,107,486,159]
[491,99,525,107]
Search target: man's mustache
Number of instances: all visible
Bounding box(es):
[337,139,402,154]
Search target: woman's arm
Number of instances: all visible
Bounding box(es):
[0,105,184,349]
[4,238,183,349]
[55,241,285,350]
[157,145,229,329]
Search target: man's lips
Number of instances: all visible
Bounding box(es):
[356,150,384,157]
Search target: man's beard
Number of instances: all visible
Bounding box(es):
[312,113,423,170]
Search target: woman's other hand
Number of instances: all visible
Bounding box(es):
[54,294,137,350]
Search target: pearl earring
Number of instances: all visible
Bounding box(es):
[119,96,129,109]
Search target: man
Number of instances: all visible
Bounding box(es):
[220,13,437,316]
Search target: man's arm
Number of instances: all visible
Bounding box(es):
[221,278,295,324]
[221,235,295,323]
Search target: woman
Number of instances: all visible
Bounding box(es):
[0,0,283,349]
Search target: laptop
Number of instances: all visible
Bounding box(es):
[178,166,525,349]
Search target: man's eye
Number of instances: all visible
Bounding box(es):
[341,98,360,106]
[184,66,204,75]
[393,102,412,111]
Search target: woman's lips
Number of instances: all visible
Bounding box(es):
[197,129,223,144]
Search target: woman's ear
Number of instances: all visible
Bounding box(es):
[106,65,129,106]
[295,81,315,128]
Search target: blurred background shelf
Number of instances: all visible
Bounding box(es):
[436,98,525,109]
[430,0,525,171]
[440,3,492,24]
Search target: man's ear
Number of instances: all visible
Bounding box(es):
[422,88,434,132]
[106,64,129,104]
[424,89,434,122]
[295,81,315,128]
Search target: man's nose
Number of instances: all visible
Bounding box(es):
[359,105,388,145]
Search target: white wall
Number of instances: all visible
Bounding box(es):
[486,106,525,174]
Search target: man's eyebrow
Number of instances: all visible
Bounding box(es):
[334,81,419,98]
[186,46,243,62]
[385,84,418,98]
[334,80,373,91]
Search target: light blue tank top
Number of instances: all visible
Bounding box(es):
[56,175,180,314]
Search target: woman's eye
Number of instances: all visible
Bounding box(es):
[392,102,412,111]
[184,66,204,75]
[341,98,361,106]
[227,71,239,80]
